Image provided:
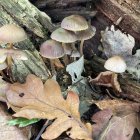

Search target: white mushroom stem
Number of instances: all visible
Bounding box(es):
[80,39,84,56]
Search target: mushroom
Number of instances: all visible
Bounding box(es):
[0,24,27,48]
[61,15,88,31]
[0,48,27,77]
[0,24,27,69]
[104,56,127,73]
[51,27,77,65]
[51,27,77,43]
[76,25,96,55]
[40,39,65,75]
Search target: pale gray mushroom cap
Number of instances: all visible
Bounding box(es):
[0,24,27,44]
[61,15,88,31]
[70,50,80,58]
[104,56,127,73]
[40,39,65,59]
[51,28,77,43]
[76,25,96,40]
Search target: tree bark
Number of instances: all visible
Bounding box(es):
[94,0,140,40]
[90,55,140,103]
[0,0,54,82]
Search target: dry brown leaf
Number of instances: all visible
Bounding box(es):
[6,74,92,140]
[0,77,10,105]
[92,99,140,140]
[89,71,122,92]
[0,103,31,140]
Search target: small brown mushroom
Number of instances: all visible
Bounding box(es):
[76,25,96,55]
[104,56,127,73]
[0,24,27,47]
[0,24,27,70]
[40,39,65,75]
[61,15,88,31]
[51,27,77,65]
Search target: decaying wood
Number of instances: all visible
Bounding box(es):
[90,55,140,103]
[46,7,97,22]
[34,0,92,9]
[0,0,54,82]
[94,0,140,40]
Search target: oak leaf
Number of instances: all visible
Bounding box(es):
[6,74,92,140]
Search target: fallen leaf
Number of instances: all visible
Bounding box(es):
[89,71,122,92]
[92,109,113,139]
[101,25,135,58]
[92,99,140,140]
[0,76,10,104]
[66,56,84,83]
[6,74,92,140]
[0,103,31,140]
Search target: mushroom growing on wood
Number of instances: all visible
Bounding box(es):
[51,27,77,65]
[0,24,27,69]
[76,25,96,55]
[0,24,27,48]
[40,39,65,75]
[104,56,127,73]
[61,15,88,31]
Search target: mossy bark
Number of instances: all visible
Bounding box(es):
[0,0,54,82]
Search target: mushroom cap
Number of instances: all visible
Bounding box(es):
[104,56,127,73]
[0,49,7,63]
[40,40,65,59]
[0,24,27,44]
[76,25,96,40]
[51,28,77,43]
[70,50,80,58]
[61,15,88,31]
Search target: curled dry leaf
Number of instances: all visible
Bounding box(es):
[92,99,140,140]
[89,71,122,92]
[6,74,92,140]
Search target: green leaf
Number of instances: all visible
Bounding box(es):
[7,117,40,127]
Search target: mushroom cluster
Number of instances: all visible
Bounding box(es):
[0,24,28,74]
[39,15,96,75]
[54,15,96,56]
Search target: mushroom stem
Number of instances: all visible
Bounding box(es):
[50,59,56,76]
[8,43,13,49]
[62,43,70,66]
[71,42,76,51]
[80,40,84,56]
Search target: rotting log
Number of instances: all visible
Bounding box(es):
[34,0,92,9]
[94,0,140,40]
[46,7,97,22]
[0,0,54,82]
[90,55,140,103]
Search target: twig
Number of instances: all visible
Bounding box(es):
[35,120,50,140]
